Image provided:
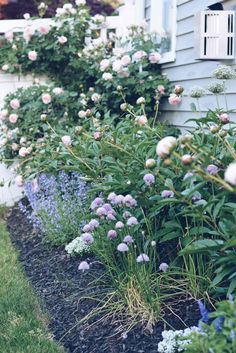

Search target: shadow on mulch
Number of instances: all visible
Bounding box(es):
[7,205,201,353]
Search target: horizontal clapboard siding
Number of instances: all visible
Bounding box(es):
[161,0,236,127]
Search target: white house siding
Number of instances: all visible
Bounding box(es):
[161,0,236,128]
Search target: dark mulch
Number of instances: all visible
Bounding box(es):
[7,205,201,353]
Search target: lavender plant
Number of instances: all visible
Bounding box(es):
[19,171,89,245]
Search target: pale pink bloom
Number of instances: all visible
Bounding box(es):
[20,136,27,145]
[102,72,113,81]
[28,50,37,61]
[2,64,9,71]
[19,147,29,157]
[23,26,35,41]
[112,59,122,72]
[4,31,14,42]
[157,85,165,94]
[225,163,236,186]
[15,175,24,187]
[100,59,110,71]
[117,243,129,252]
[38,24,50,35]
[9,113,18,124]
[61,135,71,147]
[78,261,90,271]
[156,136,177,158]
[121,55,131,66]
[168,94,182,106]
[58,36,68,44]
[23,13,30,20]
[149,52,161,64]
[133,50,147,61]
[42,93,52,104]
[219,113,230,124]
[53,87,63,95]
[78,110,87,118]
[136,253,149,263]
[135,115,147,126]
[11,143,19,151]
[10,99,20,110]
[94,131,102,140]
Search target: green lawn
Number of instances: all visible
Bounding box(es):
[0,210,64,353]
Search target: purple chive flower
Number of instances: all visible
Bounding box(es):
[136,253,150,263]
[107,192,117,202]
[81,233,94,245]
[124,194,137,208]
[107,212,116,221]
[78,261,90,271]
[89,219,100,230]
[117,243,129,252]
[123,235,134,244]
[83,224,92,232]
[103,203,113,212]
[107,230,117,239]
[198,300,209,323]
[113,195,125,205]
[159,263,169,272]
[214,316,225,333]
[127,217,138,227]
[91,197,104,210]
[115,221,125,229]
[123,211,132,219]
[161,190,174,198]
[206,164,219,175]
[143,173,155,186]
[96,207,108,217]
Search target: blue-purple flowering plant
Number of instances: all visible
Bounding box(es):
[19,171,89,245]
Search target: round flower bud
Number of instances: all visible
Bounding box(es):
[181,154,192,165]
[75,126,83,135]
[219,113,230,124]
[120,103,128,112]
[210,125,220,134]
[145,159,156,168]
[219,129,228,138]
[136,97,145,105]
[174,85,184,95]
[117,85,123,91]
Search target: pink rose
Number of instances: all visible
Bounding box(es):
[23,26,35,41]
[94,131,102,140]
[219,113,230,124]
[100,59,110,71]
[19,147,29,157]
[121,55,131,66]
[149,52,161,64]
[15,175,24,187]
[133,50,147,61]
[157,85,165,94]
[10,99,20,110]
[58,36,68,45]
[168,94,182,106]
[78,110,87,118]
[9,113,18,124]
[61,135,71,146]
[42,93,52,104]
[4,31,14,42]
[12,143,19,151]
[53,87,63,95]
[135,115,147,126]
[38,24,50,35]
[28,50,37,61]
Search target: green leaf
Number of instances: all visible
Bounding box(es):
[179,239,224,255]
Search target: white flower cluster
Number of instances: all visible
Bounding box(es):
[189,86,206,98]
[212,65,236,80]
[207,81,224,94]
[65,235,90,255]
[157,327,199,353]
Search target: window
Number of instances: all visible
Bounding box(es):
[142,0,177,63]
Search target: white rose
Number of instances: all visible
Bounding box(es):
[225,162,236,186]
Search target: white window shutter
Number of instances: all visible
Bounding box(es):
[199,11,235,60]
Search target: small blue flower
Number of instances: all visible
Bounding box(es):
[214,316,224,332]
[198,300,209,323]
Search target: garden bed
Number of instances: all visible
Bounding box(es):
[7,204,200,353]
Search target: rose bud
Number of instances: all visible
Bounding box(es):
[219,113,230,124]
[181,154,192,165]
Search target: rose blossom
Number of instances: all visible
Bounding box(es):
[10,99,20,110]
[168,94,182,106]
[112,60,122,72]
[94,131,102,140]
[19,147,29,157]
[58,36,68,44]
[149,52,161,64]
[78,110,87,118]
[136,253,150,263]
[12,143,19,151]
[15,175,24,187]
[42,93,51,104]
[23,26,35,41]
[9,114,18,124]
[78,261,90,271]
[157,85,165,94]
[224,162,236,186]
[156,136,177,158]
[38,24,50,35]
[102,72,113,81]
[100,59,110,71]
[53,87,63,95]
[61,135,71,147]
[4,31,13,42]
[28,50,37,61]
[121,55,131,66]
[135,115,147,126]
[133,50,147,61]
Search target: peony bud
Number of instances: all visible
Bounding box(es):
[181,154,192,165]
